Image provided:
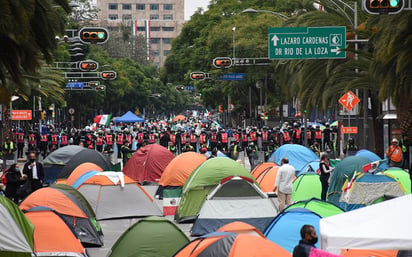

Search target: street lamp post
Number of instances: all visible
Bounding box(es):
[242,8,289,20]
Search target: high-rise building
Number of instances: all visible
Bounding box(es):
[96,0,185,67]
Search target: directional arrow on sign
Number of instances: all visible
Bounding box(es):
[331,47,341,54]
[271,35,279,46]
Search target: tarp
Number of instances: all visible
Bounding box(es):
[0,196,34,257]
[123,144,175,183]
[355,149,388,171]
[251,162,279,192]
[108,216,189,257]
[115,111,144,123]
[320,194,412,254]
[292,172,322,202]
[285,198,344,218]
[175,157,256,223]
[191,176,277,236]
[268,144,319,174]
[384,168,411,194]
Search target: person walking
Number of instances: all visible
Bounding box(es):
[22,151,44,193]
[319,154,333,201]
[274,157,295,212]
[293,225,318,257]
[386,138,403,168]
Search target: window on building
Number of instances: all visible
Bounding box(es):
[122,4,131,10]
[151,50,160,56]
[164,4,173,10]
[151,38,160,44]
[164,50,170,56]
[108,3,118,10]
[136,4,145,10]
[150,4,159,10]
[163,38,172,44]
[150,14,159,20]
[163,14,173,20]
[137,26,145,32]
[108,14,118,20]
[151,26,160,31]
[122,14,132,20]
[162,27,174,32]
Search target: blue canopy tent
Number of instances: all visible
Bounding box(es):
[355,149,389,171]
[115,111,144,123]
[268,144,319,174]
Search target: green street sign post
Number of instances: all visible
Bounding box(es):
[268,26,346,60]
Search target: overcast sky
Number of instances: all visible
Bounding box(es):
[184,0,210,20]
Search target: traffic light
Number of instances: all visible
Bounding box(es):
[41,111,45,120]
[218,105,223,113]
[364,0,404,14]
[190,72,206,80]
[89,81,100,88]
[261,112,268,120]
[195,93,202,97]
[96,85,106,91]
[175,85,185,91]
[213,57,232,68]
[79,60,98,71]
[79,27,109,44]
[101,71,117,80]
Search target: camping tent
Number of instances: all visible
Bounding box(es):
[173,232,291,257]
[217,221,265,238]
[341,249,412,257]
[108,216,189,257]
[73,172,162,220]
[172,115,186,122]
[268,144,319,174]
[292,172,322,202]
[0,196,34,257]
[265,208,322,253]
[115,111,144,123]
[19,186,103,246]
[384,168,411,194]
[175,157,256,223]
[65,162,103,186]
[355,149,389,171]
[25,208,86,257]
[123,144,175,183]
[297,160,320,176]
[320,194,412,254]
[191,176,277,236]
[251,162,279,192]
[285,198,344,218]
[327,156,371,205]
[59,149,111,179]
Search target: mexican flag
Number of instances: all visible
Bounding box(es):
[163,188,182,216]
[94,114,112,126]
[362,160,386,173]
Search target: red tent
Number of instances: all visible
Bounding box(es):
[123,144,175,183]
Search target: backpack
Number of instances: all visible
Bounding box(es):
[1,170,8,185]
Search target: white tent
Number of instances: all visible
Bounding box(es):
[320,194,412,254]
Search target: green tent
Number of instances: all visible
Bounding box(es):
[108,216,189,257]
[292,172,321,202]
[0,196,34,257]
[175,157,256,223]
[285,198,344,217]
[384,168,411,194]
[327,156,370,205]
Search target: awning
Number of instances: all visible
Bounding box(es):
[382,113,397,120]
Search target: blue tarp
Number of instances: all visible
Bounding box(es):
[268,144,319,173]
[115,111,144,123]
[355,149,389,171]
[71,170,100,189]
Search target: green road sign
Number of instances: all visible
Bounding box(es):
[268,26,346,60]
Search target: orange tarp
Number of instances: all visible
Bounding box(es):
[65,162,103,185]
[26,210,85,254]
[251,162,279,192]
[341,249,399,257]
[159,152,206,186]
[20,188,87,218]
[217,221,265,238]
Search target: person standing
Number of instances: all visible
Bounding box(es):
[22,151,44,192]
[4,163,23,204]
[386,138,403,168]
[120,140,133,166]
[2,137,15,166]
[319,154,333,201]
[274,157,295,212]
[293,225,318,257]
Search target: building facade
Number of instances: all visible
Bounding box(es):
[96,0,185,67]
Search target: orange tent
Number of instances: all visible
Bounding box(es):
[217,221,265,238]
[341,249,400,257]
[25,209,86,256]
[159,152,206,186]
[172,115,186,122]
[251,162,279,192]
[65,162,103,185]
[174,233,291,257]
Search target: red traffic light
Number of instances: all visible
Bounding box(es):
[175,86,185,91]
[364,0,403,14]
[190,72,206,80]
[213,57,232,68]
[101,71,117,80]
[79,60,98,71]
[79,27,109,44]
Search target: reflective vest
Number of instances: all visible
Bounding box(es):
[149,134,155,143]
[180,134,187,144]
[170,134,176,143]
[294,128,301,139]
[40,134,48,142]
[273,133,279,144]
[250,132,257,142]
[233,133,239,143]
[315,130,322,139]
[190,134,197,143]
[28,134,36,145]
[117,134,124,145]
[137,133,144,143]
[200,134,207,144]
[386,145,403,162]
[96,136,103,146]
[241,133,248,142]
[12,132,18,143]
[18,133,24,143]
[106,134,113,145]
[307,131,312,140]
[51,134,58,145]
[86,135,92,145]
[262,131,268,142]
[210,133,217,143]
[282,131,290,142]
[221,133,228,143]
[125,134,132,143]
[61,135,68,145]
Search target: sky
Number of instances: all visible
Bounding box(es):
[184,0,210,20]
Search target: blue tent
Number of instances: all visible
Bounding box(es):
[268,144,319,174]
[264,208,322,253]
[115,111,144,123]
[355,149,389,171]
[297,160,320,176]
